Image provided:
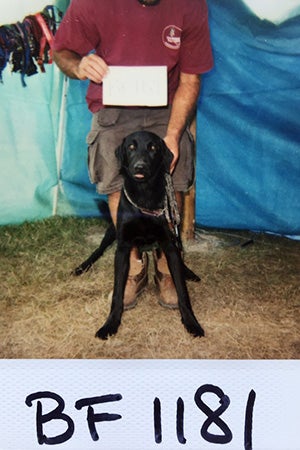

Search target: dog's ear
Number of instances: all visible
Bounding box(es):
[160,139,174,173]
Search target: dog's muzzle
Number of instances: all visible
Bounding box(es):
[133,162,148,179]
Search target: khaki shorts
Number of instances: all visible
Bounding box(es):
[86,106,195,195]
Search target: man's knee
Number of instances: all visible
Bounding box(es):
[108,191,121,226]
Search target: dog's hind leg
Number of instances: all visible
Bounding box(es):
[72,224,116,276]
[161,242,204,338]
[95,244,130,340]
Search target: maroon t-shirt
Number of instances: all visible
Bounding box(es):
[54,0,214,112]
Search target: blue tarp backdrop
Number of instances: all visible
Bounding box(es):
[196,0,300,235]
[0,0,299,235]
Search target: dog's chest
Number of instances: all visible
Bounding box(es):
[120,214,168,248]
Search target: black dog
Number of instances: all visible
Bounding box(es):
[74,131,204,339]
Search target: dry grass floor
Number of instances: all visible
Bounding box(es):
[0,217,299,359]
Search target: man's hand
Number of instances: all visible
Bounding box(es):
[164,135,179,174]
[77,54,108,83]
[53,49,108,83]
[164,72,201,174]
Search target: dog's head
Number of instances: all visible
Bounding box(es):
[116,131,173,181]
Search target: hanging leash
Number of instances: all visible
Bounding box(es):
[35,13,54,68]
[164,173,182,251]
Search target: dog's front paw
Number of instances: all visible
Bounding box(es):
[95,319,121,340]
[182,317,205,338]
[188,322,205,338]
[95,327,110,340]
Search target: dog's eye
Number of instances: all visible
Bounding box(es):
[149,144,158,152]
[128,144,136,151]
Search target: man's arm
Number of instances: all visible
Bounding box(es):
[164,72,201,173]
[53,49,108,83]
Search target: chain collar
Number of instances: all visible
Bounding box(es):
[122,173,180,227]
[123,186,167,218]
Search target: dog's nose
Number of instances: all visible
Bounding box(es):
[133,161,147,179]
[134,161,146,172]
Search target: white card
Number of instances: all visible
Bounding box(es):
[102,66,168,106]
[1,359,299,449]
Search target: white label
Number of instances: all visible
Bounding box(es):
[103,66,168,106]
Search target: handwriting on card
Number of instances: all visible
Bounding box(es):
[25,384,256,448]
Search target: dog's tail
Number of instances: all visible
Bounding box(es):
[183,263,201,282]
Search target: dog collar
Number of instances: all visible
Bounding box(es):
[123,187,167,218]
[123,174,181,224]
[123,173,182,250]
[123,173,181,226]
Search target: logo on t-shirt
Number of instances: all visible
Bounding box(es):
[162,25,182,50]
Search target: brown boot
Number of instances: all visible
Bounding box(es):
[153,249,178,309]
[123,252,148,310]
[108,253,148,310]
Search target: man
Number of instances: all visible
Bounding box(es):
[53,0,213,309]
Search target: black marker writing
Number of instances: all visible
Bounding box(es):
[25,386,256,447]
[154,397,187,445]
[75,394,122,441]
[244,389,256,450]
[153,397,162,444]
[25,391,75,445]
[194,384,233,444]
[25,392,122,445]
[176,397,187,444]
